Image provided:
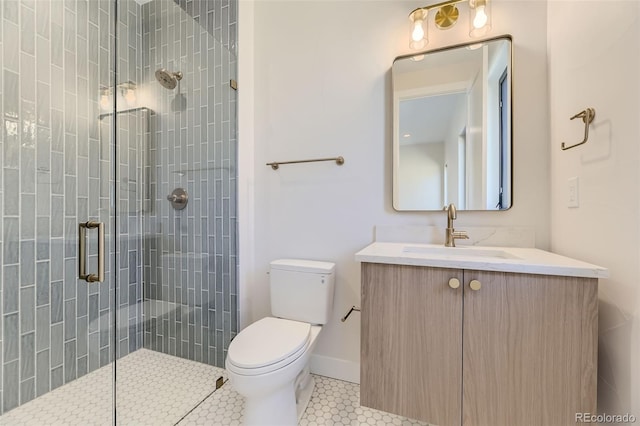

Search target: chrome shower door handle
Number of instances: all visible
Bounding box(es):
[79,221,105,283]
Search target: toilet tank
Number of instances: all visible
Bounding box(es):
[270,259,335,325]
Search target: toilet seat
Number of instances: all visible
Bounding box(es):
[227,317,311,376]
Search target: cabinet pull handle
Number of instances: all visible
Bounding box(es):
[79,221,105,283]
[448,278,460,289]
[469,279,482,291]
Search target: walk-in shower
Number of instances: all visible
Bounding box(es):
[0,0,238,422]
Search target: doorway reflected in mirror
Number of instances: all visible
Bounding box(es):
[392,36,512,211]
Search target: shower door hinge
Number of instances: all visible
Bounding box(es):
[230,79,238,90]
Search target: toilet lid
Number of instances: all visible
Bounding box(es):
[228,317,311,369]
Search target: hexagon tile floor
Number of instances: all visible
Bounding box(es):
[179,374,430,426]
[0,349,429,426]
[0,349,226,425]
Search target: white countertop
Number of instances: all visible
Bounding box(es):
[355,242,609,279]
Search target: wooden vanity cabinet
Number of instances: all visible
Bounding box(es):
[361,264,463,425]
[360,262,598,426]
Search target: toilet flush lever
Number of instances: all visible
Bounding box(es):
[341,305,361,322]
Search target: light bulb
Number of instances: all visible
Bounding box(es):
[100,93,110,110]
[473,5,488,29]
[125,89,136,104]
[409,9,428,50]
[411,19,425,42]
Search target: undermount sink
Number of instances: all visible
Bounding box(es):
[402,245,522,260]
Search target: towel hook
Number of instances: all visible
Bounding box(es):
[561,107,596,151]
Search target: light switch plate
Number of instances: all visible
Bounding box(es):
[568,177,579,208]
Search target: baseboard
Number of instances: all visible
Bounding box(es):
[309,354,360,384]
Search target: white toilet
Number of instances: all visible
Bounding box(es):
[225,259,336,425]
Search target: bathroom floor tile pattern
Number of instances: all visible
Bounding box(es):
[0,349,226,426]
[1,350,428,426]
[179,374,430,426]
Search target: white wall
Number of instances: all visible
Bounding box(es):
[398,143,444,209]
[238,0,255,331]
[394,61,479,92]
[467,66,485,209]
[239,0,550,382]
[445,95,468,206]
[548,1,640,418]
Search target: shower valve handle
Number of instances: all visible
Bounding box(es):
[167,188,189,210]
[166,194,186,203]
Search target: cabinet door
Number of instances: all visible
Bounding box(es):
[361,263,463,425]
[462,270,598,426]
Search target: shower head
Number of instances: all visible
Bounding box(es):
[155,68,183,90]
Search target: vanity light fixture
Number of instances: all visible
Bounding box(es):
[118,81,138,106]
[99,87,112,111]
[409,0,491,49]
[100,81,138,111]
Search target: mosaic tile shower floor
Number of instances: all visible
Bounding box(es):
[0,349,428,426]
[0,349,226,425]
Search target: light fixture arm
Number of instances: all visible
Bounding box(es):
[409,0,491,49]
[409,0,467,18]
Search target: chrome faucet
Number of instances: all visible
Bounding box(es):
[444,203,469,247]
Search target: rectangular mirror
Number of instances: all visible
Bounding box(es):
[393,36,512,211]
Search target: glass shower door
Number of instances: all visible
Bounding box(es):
[0,0,118,423]
[113,0,238,423]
